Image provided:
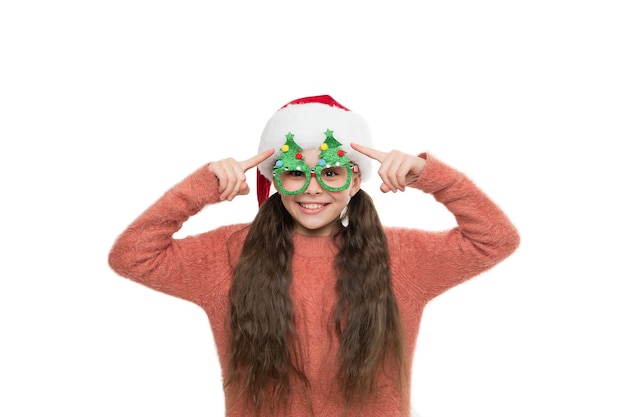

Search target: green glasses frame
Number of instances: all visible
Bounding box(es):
[273,160,355,195]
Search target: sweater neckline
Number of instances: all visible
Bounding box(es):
[292,232,338,258]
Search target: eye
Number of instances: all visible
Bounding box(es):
[287,170,306,178]
[321,168,341,177]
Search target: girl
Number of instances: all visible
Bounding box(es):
[108,95,520,417]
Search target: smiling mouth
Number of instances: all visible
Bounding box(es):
[298,203,328,210]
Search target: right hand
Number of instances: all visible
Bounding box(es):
[208,149,275,201]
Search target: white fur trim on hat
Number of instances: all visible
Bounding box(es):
[257,95,373,182]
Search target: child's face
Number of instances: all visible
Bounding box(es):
[276,148,361,237]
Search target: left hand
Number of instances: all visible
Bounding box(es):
[351,143,426,193]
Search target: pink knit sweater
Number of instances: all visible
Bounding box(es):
[108,154,519,416]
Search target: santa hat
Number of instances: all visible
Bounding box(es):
[257,95,373,206]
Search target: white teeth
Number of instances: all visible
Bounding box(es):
[300,203,324,209]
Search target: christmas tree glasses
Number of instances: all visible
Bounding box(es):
[273,130,356,195]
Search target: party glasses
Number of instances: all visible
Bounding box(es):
[274,162,355,194]
[272,130,356,195]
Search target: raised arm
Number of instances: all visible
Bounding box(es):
[396,153,520,300]
[108,150,274,303]
[351,143,520,301]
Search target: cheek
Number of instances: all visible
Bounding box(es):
[336,190,353,205]
[279,194,301,216]
[279,193,293,207]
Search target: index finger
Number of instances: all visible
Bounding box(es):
[240,148,275,172]
[350,142,387,162]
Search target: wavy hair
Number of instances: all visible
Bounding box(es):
[224,189,406,415]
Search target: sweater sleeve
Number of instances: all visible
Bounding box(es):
[388,153,520,302]
[107,164,243,306]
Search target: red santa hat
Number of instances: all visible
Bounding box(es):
[257,95,373,205]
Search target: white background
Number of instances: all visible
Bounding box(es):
[1,1,625,416]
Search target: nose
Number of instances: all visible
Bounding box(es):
[304,174,323,194]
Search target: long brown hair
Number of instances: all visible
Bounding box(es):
[225,190,406,414]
